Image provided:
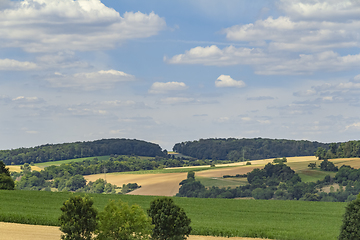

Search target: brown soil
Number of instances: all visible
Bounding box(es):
[0,222,267,240]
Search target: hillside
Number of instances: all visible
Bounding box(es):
[173,138,329,160]
[0,139,165,165]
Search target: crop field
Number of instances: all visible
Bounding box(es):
[0,190,346,240]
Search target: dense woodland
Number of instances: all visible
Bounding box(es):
[0,139,166,165]
[173,138,329,160]
[177,161,360,202]
[315,141,360,160]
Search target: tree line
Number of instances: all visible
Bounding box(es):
[0,138,166,165]
[315,141,360,160]
[173,138,329,160]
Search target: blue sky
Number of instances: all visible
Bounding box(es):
[1,0,360,150]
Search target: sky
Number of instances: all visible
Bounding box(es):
[1,0,360,151]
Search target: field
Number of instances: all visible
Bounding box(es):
[0,190,346,240]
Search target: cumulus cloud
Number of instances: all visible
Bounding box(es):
[149,81,188,94]
[168,45,360,75]
[215,75,246,88]
[45,69,135,90]
[168,1,360,75]
[0,0,166,52]
[279,0,360,21]
[0,58,37,70]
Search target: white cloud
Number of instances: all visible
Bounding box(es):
[223,16,360,52]
[0,58,37,70]
[12,96,44,104]
[168,45,360,75]
[279,0,360,21]
[345,122,360,131]
[166,45,273,66]
[45,69,135,90]
[0,0,166,52]
[215,75,246,88]
[149,81,188,94]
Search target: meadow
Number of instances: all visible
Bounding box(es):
[0,190,346,240]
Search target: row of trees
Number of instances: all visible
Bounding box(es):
[59,196,191,240]
[173,138,329,160]
[0,138,166,165]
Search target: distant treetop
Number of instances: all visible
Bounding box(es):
[0,138,165,165]
[173,138,330,160]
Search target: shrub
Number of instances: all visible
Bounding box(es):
[59,195,97,240]
[96,200,152,240]
[0,161,14,190]
[339,195,360,239]
[148,197,191,240]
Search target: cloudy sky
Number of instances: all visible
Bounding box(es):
[1,0,360,150]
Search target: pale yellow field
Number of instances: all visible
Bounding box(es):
[7,165,43,172]
[84,156,318,196]
[0,222,266,240]
[85,172,188,196]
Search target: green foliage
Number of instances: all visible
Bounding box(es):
[59,195,98,240]
[96,200,152,240]
[0,161,15,190]
[121,183,140,194]
[246,161,251,165]
[148,197,191,240]
[338,196,360,239]
[308,162,317,169]
[320,159,338,172]
[273,157,287,164]
[0,138,165,165]
[173,138,329,160]
[0,191,348,240]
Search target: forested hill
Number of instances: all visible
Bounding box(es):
[173,138,330,160]
[0,139,165,165]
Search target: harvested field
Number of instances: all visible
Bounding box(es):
[0,222,266,240]
[84,156,319,196]
[84,172,188,196]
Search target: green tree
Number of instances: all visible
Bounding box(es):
[308,163,316,169]
[339,196,360,239]
[20,163,32,174]
[96,200,152,240]
[148,197,191,240]
[59,195,97,240]
[0,161,15,190]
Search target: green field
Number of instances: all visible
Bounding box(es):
[197,176,248,188]
[0,190,346,240]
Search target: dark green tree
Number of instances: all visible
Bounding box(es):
[308,163,316,169]
[339,196,360,239]
[148,197,191,240]
[0,161,15,190]
[59,195,98,240]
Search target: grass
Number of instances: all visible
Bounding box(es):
[0,190,347,240]
[196,176,248,188]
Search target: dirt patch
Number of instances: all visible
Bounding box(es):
[0,222,267,240]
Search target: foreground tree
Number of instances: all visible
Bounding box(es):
[0,161,14,190]
[148,197,191,240]
[59,195,97,240]
[96,200,152,240]
[339,195,360,239]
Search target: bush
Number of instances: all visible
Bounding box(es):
[59,195,98,240]
[0,161,14,190]
[339,196,360,239]
[96,200,152,240]
[148,197,191,240]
